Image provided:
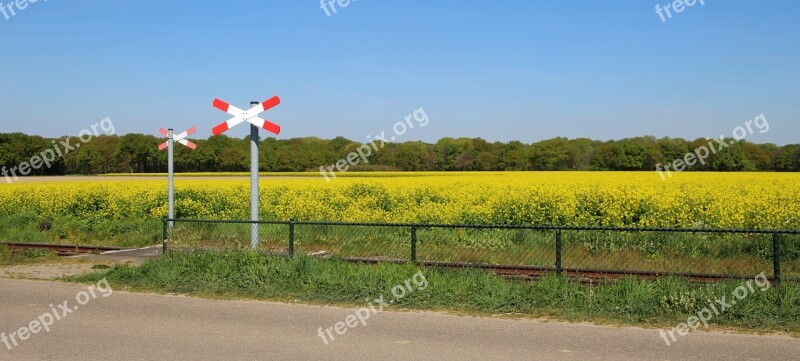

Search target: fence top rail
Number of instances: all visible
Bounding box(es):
[164,218,800,234]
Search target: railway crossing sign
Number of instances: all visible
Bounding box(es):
[211,96,282,249]
[211,96,281,136]
[158,127,197,227]
[159,127,197,150]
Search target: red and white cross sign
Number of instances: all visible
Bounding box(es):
[211,96,281,136]
[158,127,197,151]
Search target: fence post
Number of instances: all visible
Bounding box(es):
[773,233,781,285]
[289,219,295,258]
[162,216,168,254]
[555,228,562,276]
[410,226,417,263]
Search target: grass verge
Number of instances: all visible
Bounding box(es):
[69,251,800,334]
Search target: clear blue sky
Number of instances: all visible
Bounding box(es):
[0,0,797,144]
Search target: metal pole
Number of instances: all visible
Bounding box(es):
[167,129,174,228]
[250,102,260,250]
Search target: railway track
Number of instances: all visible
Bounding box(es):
[1,242,124,256]
[341,257,785,283]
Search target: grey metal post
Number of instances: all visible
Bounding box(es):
[250,102,260,250]
[167,129,174,228]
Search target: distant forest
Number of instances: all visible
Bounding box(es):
[1,132,799,174]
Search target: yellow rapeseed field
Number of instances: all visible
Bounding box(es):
[1,172,798,229]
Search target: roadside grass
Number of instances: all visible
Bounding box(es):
[0,245,58,266]
[69,251,800,334]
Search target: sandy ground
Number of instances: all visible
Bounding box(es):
[0,262,100,279]
[0,247,160,279]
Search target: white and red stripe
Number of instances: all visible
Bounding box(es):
[158,126,198,151]
[173,127,196,140]
[247,117,281,135]
[177,139,197,150]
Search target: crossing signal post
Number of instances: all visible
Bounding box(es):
[158,127,197,227]
[211,96,282,249]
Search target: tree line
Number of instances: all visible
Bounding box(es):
[1,132,799,174]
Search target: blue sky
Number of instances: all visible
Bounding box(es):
[0,0,797,144]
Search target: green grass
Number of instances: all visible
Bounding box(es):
[69,251,800,333]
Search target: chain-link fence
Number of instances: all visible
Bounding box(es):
[163,218,800,283]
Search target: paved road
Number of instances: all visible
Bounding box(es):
[1,279,797,361]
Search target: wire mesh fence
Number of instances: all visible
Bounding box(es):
[167,220,289,255]
[293,223,409,261]
[415,227,555,267]
[561,230,773,275]
[782,234,800,279]
[163,218,800,283]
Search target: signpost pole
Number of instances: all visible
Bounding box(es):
[167,128,174,228]
[250,102,260,250]
[210,97,281,251]
[158,126,196,230]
